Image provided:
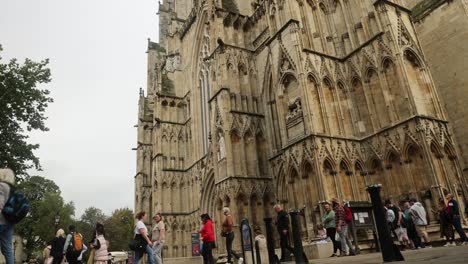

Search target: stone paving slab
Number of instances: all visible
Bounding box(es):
[285,245,468,264]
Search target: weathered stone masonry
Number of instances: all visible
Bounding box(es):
[135,0,467,258]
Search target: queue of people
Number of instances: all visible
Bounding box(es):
[127,193,468,264]
[46,222,108,264]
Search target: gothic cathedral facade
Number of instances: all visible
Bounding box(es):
[135,0,467,258]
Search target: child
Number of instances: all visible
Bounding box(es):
[317,224,327,239]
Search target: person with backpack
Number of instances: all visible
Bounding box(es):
[0,168,17,264]
[63,225,84,264]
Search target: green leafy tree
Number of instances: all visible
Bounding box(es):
[16,176,75,258]
[104,208,134,251]
[76,207,107,241]
[0,44,53,178]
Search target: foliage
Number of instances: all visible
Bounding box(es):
[16,176,75,258]
[77,207,107,241]
[0,44,53,178]
[104,208,134,251]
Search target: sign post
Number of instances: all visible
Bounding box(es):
[191,233,201,257]
[240,219,255,264]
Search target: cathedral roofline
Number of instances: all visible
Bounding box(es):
[412,0,449,22]
[374,0,412,13]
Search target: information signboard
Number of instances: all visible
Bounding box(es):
[191,233,201,256]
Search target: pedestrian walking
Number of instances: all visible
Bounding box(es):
[402,201,422,249]
[90,224,108,264]
[274,204,294,261]
[221,207,243,264]
[433,198,455,246]
[133,212,154,264]
[51,229,66,264]
[394,205,410,249]
[445,193,468,244]
[151,213,165,264]
[63,225,84,264]
[384,202,397,240]
[332,198,355,256]
[409,198,431,248]
[384,200,401,239]
[43,241,53,264]
[0,168,15,264]
[253,226,269,264]
[200,213,215,264]
[322,202,339,257]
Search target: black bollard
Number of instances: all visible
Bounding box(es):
[263,218,277,264]
[367,185,404,262]
[289,210,306,264]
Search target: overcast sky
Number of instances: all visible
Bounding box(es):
[0,0,159,217]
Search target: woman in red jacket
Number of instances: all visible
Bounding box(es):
[200,214,215,264]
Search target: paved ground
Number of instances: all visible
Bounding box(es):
[302,245,468,264]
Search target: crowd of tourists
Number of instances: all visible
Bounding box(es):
[42,223,109,264]
[130,194,468,264]
[383,194,468,250]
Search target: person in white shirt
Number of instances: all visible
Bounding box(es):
[134,212,154,264]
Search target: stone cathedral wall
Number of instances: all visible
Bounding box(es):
[134,0,468,258]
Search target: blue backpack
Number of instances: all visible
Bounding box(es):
[2,187,30,224]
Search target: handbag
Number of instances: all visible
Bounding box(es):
[129,239,144,250]
[129,234,147,250]
[87,249,95,264]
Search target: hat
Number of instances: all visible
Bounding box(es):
[331,198,340,204]
[0,169,15,186]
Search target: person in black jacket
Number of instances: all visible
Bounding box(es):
[445,193,468,244]
[51,229,66,264]
[274,204,293,262]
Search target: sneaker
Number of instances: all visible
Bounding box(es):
[238,258,244,264]
[451,242,457,246]
[462,241,468,246]
[329,253,337,257]
[426,245,432,249]
[444,242,451,247]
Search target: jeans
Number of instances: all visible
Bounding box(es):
[0,224,13,264]
[152,241,164,264]
[326,228,339,254]
[337,225,354,255]
[451,215,468,242]
[225,232,241,263]
[135,244,155,264]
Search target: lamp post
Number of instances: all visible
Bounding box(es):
[54,211,60,234]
